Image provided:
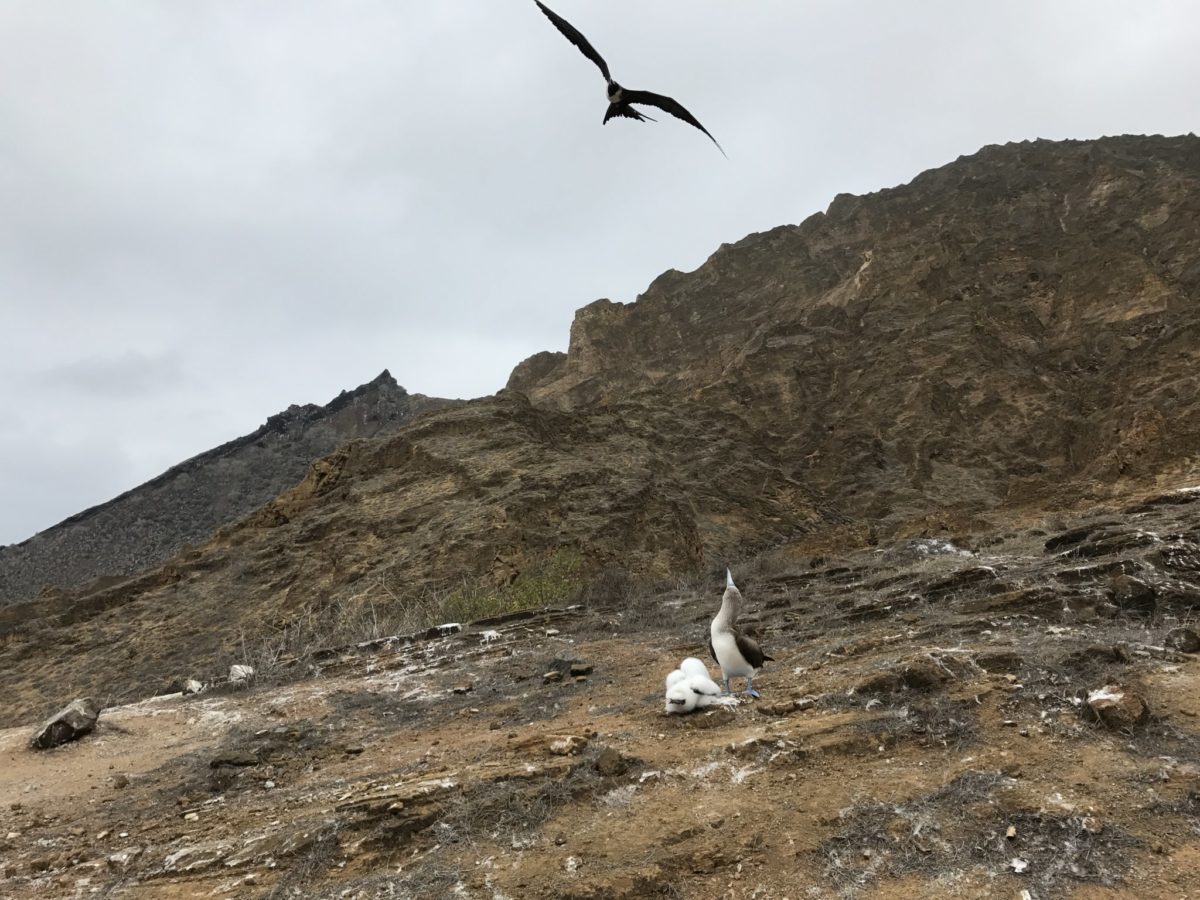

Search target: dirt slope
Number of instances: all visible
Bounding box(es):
[2,489,1199,898]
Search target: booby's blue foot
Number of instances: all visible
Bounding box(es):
[722,678,732,696]
[744,677,760,699]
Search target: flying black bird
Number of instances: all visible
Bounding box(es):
[533,1,725,156]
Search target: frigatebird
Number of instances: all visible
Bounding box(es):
[533,1,726,156]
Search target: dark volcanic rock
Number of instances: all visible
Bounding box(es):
[1109,574,1158,612]
[30,698,101,750]
[0,372,451,610]
[1164,627,1200,653]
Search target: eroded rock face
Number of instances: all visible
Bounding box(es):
[30,698,101,750]
[510,135,1200,534]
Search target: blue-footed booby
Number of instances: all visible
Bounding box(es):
[708,569,774,697]
[532,1,726,156]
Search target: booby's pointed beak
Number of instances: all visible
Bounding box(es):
[726,568,735,589]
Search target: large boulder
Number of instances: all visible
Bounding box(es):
[30,698,101,750]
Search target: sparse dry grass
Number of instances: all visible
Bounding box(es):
[821,769,1136,895]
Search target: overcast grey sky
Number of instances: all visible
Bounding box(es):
[1,1,1197,545]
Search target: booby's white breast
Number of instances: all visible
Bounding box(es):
[710,627,754,678]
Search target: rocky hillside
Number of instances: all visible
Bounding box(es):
[511,134,1200,531]
[2,135,1199,727]
[0,371,451,608]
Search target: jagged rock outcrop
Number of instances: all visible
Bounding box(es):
[0,371,452,608]
[510,134,1200,532]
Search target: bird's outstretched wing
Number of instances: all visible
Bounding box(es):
[621,88,726,156]
[534,1,611,83]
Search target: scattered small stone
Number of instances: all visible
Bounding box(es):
[229,664,256,684]
[594,746,630,777]
[264,781,275,790]
[1010,857,1029,874]
[543,671,563,684]
[182,679,204,695]
[569,662,594,677]
[107,848,142,870]
[1006,825,1017,839]
[548,735,588,756]
[344,745,365,756]
[30,698,101,750]
[574,675,588,683]
[183,812,199,822]
[96,831,109,840]
[545,628,560,637]
[1002,719,1018,727]
[1081,816,1104,835]
[451,683,474,695]
[1164,627,1200,653]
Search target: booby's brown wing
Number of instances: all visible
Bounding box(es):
[733,628,773,668]
[533,1,611,83]
[619,88,726,156]
[708,634,718,666]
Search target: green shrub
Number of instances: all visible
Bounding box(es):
[443,550,584,622]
